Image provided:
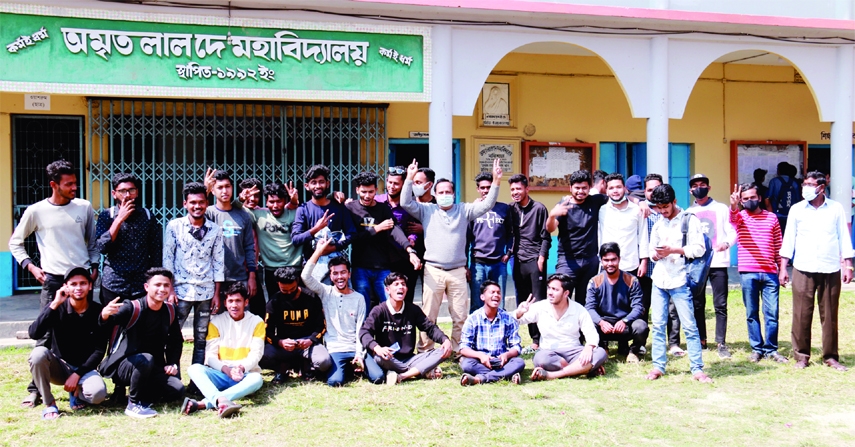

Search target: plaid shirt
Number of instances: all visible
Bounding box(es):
[460,307,522,356]
[642,207,662,278]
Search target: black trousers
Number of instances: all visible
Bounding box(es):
[176,299,211,366]
[596,319,650,348]
[556,256,599,305]
[669,267,729,346]
[247,269,266,318]
[113,353,184,404]
[513,258,546,345]
[638,273,653,322]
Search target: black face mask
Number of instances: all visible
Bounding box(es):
[691,187,710,199]
[742,199,760,211]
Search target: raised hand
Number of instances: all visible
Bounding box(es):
[101,297,122,321]
[492,157,503,182]
[730,183,740,209]
[407,158,419,180]
[286,181,299,207]
[204,167,216,193]
[517,294,535,315]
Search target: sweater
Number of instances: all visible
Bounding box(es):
[264,289,326,346]
[400,180,498,269]
[729,209,782,273]
[584,271,644,324]
[467,202,514,264]
[206,206,257,281]
[359,301,449,358]
[301,261,366,357]
[9,198,99,275]
[204,311,265,374]
[510,199,551,262]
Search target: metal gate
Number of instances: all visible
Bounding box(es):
[11,115,84,290]
[88,99,388,227]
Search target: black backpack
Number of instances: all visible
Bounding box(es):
[681,213,713,297]
[773,176,800,216]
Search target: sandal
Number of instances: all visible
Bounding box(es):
[645,369,664,381]
[41,404,62,420]
[692,372,713,384]
[530,367,548,382]
[460,373,476,386]
[182,397,202,415]
[69,392,86,411]
[217,399,242,419]
[511,373,521,385]
[591,365,606,377]
[425,367,443,380]
[22,392,41,409]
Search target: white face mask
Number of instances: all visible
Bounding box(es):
[802,185,819,202]
[436,195,454,207]
[412,183,429,197]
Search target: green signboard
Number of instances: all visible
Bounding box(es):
[0,9,428,101]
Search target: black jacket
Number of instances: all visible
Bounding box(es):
[99,298,182,377]
[29,299,107,376]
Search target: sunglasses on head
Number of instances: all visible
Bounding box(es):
[388,167,405,175]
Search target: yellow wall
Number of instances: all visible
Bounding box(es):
[0,93,89,243]
[388,53,842,209]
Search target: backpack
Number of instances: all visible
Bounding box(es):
[773,176,800,216]
[99,298,175,376]
[681,213,713,297]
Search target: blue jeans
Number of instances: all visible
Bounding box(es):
[352,268,390,311]
[327,352,384,387]
[186,364,263,409]
[651,284,704,374]
[740,272,780,355]
[469,261,508,313]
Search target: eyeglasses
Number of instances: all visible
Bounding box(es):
[115,188,138,195]
[388,167,405,175]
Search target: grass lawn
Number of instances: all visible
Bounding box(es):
[1,290,854,447]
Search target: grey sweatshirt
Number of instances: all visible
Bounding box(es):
[400,180,498,269]
[301,260,365,357]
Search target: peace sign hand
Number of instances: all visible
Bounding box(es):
[517,294,535,315]
[730,183,741,209]
[492,158,503,183]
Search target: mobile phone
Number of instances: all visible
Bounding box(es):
[389,342,401,354]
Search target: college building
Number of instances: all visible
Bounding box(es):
[1,0,853,294]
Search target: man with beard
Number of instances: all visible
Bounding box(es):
[516,273,607,381]
[585,243,648,363]
[260,266,331,382]
[598,173,648,279]
[302,238,371,387]
[236,177,267,315]
[507,174,551,352]
[546,170,610,305]
[292,164,357,283]
[10,160,99,409]
[459,280,524,385]
[238,181,301,308]
[163,182,225,367]
[347,171,421,310]
[359,272,450,384]
[376,166,426,304]
[28,268,107,419]
[95,173,162,305]
[183,283,264,419]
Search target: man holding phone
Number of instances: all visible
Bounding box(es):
[359,272,451,385]
[95,173,162,305]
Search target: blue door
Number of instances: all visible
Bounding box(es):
[388,139,462,202]
[599,141,691,208]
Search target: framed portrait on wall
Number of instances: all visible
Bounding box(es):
[476,76,517,128]
[523,141,596,191]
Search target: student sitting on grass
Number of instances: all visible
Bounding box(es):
[302,237,369,387]
[459,280,525,386]
[183,283,264,418]
[28,267,108,420]
[515,273,607,381]
[359,272,450,385]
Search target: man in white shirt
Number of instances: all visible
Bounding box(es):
[183,283,264,418]
[686,174,737,358]
[598,173,649,277]
[646,184,712,383]
[779,171,854,371]
[515,273,607,381]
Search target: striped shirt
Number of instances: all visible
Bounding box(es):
[460,307,522,356]
[729,209,782,273]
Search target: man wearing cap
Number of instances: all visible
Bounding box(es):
[9,160,100,408]
[27,268,107,419]
[685,173,736,359]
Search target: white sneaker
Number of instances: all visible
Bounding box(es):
[385,371,398,385]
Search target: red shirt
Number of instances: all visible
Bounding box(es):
[729,209,782,273]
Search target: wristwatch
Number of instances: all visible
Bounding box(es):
[406,247,417,255]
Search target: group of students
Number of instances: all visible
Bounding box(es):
[10,157,852,420]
